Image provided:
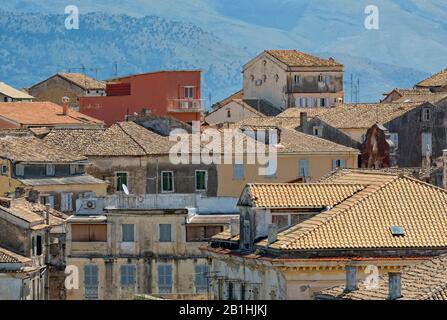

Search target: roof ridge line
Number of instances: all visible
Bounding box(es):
[117,122,149,155]
[279,176,400,249]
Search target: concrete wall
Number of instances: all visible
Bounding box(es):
[205,101,261,125]
[217,153,358,197]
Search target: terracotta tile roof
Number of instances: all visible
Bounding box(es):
[240,183,365,208]
[319,254,447,300]
[0,134,87,162]
[395,92,447,104]
[58,73,106,90]
[266,50,343,68]
[43,128,105,156]
[265,175,447,251]
[313,102,425,129]
[0,82,34,99]
[416,69,447,88]
[84,121,173,156]
[212,230,240,242]
[0,198,68,226]
[277,107,332,119]
[0,246,30,264]
[0,101,103,126]
[235,116,299,129]
[212,90,243,109]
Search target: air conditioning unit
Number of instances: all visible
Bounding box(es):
[75,198,104,215]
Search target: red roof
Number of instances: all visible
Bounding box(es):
[0,102,103,127]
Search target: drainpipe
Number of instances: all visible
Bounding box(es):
[442,149,447,189]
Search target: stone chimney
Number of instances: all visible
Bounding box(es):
[267,224,278,244]
[443,149,447,189]
[61,96,70,116]
[299,112,308,133]
[388,272,402,300]
[344,266,358,293]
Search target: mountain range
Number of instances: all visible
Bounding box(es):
[1,0,446,107]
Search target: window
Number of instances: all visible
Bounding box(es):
[31,236,35,256]
[1,165,6,176]
[71,224,107,242]
[306,97,314,108]
[295,97,301,107]
[313,126,323,137]
[70,164,79,175]
[232,163,244,180]
[195,170,208,191]
[120,264,136,288]
[61,192,73,212]
[422,108,431,121]
[184,86,194,99]
[227,109,231,118]
[389,133,399,149]
[122,224,135,242]
[46,164,55,176]
[299,160,309,178]
[318,98,327,107]
[84,265,99,299]
[161,171,174,193]
[186,226,223,242]
[195,265,209,293]
[272,214,290,229]
[36,235,42,256]
[39,195,54,208]
[294,75,300,84]
[115,172,128,192]
[158,264,172,294]
[15,164,24,176]
[159,224,172,242]
[265,159,277,177]
[324,75,331,84]
[318,74,324,82]
[332,159,346,170]
[422,132,432,156]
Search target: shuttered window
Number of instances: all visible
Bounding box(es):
[15,164,24,176]
[122,224,135,242]
[158,264,172,294]
[46,164,55,176]
[84,265,99,299]
[61,193,73,212]
[332,159,346,170]
[120,264,136,287]
[72,224,107,242]
[186,226,223,242]
[159,224,172,242]
[195,265,209,293]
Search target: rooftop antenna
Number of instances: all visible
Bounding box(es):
[350,73,353,103]
[114,61,118,77]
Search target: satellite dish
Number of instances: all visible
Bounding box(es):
[122,184,130,196]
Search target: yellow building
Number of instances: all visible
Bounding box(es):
[216,126,359,197]
[65,207,235,300]
[204,170,447,300]
[0,130,107,212]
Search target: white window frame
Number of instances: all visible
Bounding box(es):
[422,108,431,122]
[195,170,208,192]
[46,164,55,176]
[1,164,7,176]
[293,75,300,85]
[184,86,194,99]
[313,126,323,137]
[161,171,174,193]
[115,171,129,192]
[16,164,25,176]
[159,224,172,243]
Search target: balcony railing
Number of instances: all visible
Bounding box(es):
[167,99,203,112]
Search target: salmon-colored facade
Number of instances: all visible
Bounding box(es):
[79,71,202,126]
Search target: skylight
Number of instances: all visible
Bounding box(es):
[390,226,405,236]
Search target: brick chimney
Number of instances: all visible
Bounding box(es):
[61,96,70,116]
[300,112,308,133]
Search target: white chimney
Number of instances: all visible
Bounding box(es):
[388,272,402,300]
[61,96,70,116]
[344,266,358,293]
[230,218,239,237]
[267,224,278,244]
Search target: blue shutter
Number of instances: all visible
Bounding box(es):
[159,224,172,242]
[195,265,209,293]
[158,264,172,293]
[299,160,308,177]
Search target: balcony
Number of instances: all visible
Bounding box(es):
[167,99,203,112]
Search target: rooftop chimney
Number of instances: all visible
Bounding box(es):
[443,149,447,189]
[344,266,358,293]
[61,96,70,116]
[388,272,402,300]
[267,224,278,244]
[299,112,308,133]
[230,218,239,237]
